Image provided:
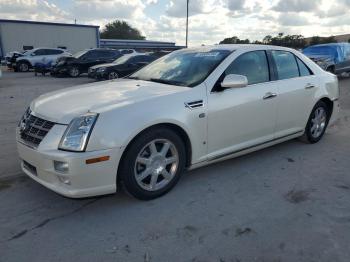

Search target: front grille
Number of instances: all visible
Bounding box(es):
[20,114,55,147]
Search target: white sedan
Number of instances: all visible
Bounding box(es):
[16,45,339,200]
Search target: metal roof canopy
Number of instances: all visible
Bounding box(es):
[100,39,184,50]
[0,19,99,28]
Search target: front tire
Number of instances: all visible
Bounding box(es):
[119,128,186,200]
[108,71,119,80]
[68,66,80,77]
[17,61,30,72]
[301,101,330,144]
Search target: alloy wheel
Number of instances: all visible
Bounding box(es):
[70,67,79,77]
[108,72,118,80]
[310,107,327,138]
[19,63,29,72]
[134,139,179,192]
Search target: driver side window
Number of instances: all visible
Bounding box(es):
[225,51,270,85]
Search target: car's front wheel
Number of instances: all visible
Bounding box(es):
[301,101,330,143]
[68,66,80,77]
[119,127,186,200]
[108,71,119,80]
[18,61,30,72]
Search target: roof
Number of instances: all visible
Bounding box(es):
[186,44,297,52]
[99,39,184,50]
[0,19,99,28]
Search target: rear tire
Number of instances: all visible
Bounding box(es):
[300,101,330,144]
[119,127,186,200]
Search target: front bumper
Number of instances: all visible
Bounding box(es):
[51,66,68,75]
[88,69,106,79]
[16,126,123,198]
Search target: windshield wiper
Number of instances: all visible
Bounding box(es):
[149,78,186,86]
[127,76,140,80]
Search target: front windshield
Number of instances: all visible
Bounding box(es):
[130,49,232,87]
[113,55,133,65]
[74,50,88,58]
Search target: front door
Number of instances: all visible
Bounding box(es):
[207,50,277,159]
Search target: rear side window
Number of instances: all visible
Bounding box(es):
[47,49,63,55]
[296,57,312,76]
[225,51,270,85]
[272,51,299,80]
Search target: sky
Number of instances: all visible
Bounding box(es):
[1,0,350,46]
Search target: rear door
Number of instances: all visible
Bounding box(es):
[270,50,318,138]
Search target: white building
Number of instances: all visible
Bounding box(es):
[0,19,99,58]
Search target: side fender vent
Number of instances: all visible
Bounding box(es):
[185,100,204,109]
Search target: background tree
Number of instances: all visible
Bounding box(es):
[100,20,146,40]
[219,36,250,44]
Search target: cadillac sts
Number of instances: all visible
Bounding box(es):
[16,45,340,200]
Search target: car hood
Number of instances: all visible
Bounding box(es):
[90,63,116,69]
[30,79,189,124]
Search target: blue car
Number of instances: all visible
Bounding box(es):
[303,43,350,74]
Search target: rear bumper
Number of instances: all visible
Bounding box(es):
[17,140,122,198]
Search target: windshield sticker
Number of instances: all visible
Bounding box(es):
[195,52,220,57]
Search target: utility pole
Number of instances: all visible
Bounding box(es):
[186,0,189,47]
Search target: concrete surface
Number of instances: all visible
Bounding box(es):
[0,68,350,262]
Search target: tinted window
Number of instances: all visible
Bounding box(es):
[225,51,269,85]
[33,49,48,56]
[84,51,99,59]
[121,50,134,54]
[47,49,63,55]
[132,56,152,63]
[296,57,312,76]
[98,50,115,58]
[272,51,299,80]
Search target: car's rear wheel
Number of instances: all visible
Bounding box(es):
[108,71,119,80]
[119,128,186,200]
[18,61,30,72]
[69,66,80,77]
[301,101,330,144]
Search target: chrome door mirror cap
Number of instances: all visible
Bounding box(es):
[221,74,248,89]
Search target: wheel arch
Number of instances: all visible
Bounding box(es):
[116,122,193,183]
[17,59,32,67]
[319,97,334,116]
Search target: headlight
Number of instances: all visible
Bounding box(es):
[97,67,106,72]
[58,113,98,152]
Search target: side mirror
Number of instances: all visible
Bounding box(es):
[221,74,248,89]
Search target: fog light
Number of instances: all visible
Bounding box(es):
[54,161,69,173]
[57,175,71,185]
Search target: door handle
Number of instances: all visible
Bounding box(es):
[305,83,315,89]
[263,92,277,100]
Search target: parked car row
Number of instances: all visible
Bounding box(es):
[5,47,169,80]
